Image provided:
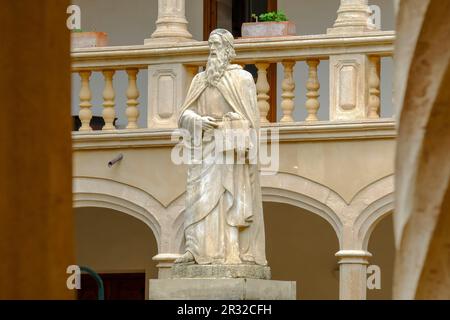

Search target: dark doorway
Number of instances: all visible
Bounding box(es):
[204,0,278,122]
[78,273,146,300]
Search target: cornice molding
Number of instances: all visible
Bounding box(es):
[71,31,395,70]
[72,120,396,150]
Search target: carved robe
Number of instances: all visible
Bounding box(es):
[177,64,267,266]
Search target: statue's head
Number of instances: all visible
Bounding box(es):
[206,29,236,87]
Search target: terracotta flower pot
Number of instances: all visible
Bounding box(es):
[71,32,108,49]
[241,21,296,38]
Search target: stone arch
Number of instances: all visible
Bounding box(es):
[170,173,345,252]
[351,175,395,251]
[73,177,164,251]
[261,173,344,247]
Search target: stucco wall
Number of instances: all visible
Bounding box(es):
[75,207,159,299]
[75,207,158,274]
[74,138,395,206]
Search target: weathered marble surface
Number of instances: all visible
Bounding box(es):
[175,28,267,267]
[147,29,298,302]
[171,264,271,280]
[149,279,296,300]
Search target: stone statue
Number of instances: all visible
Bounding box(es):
[175,29,267,268]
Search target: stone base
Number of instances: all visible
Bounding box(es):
[143,37,198,46]
[149,278,296,300]
[326,26,378,35]
[171,264,271,280]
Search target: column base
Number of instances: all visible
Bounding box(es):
[171,264,272,280]
[149,278,297,300]
[327,26,378,35]
[144,37,197,45]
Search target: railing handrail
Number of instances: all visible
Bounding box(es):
[71,31,395,71]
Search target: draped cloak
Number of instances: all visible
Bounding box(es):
[177,65,267,266]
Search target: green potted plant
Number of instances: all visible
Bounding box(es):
[71,29,108,49]
[242,11,296,38]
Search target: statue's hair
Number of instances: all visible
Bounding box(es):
[209,29,236,61]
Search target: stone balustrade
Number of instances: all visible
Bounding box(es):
[71,31,394,131]
[75,67,145,131]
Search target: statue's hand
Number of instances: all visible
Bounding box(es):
[201,116,218,131]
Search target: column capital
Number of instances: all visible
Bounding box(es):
[327,0,378,35]
[336,250,373,264]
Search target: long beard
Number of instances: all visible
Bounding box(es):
[206,53,229,87]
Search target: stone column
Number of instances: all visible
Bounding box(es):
[328,1,380,120]
[336,250,372,300]
[328,0,377,35]
[145,0,193,44]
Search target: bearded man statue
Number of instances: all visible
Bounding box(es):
[175,29,267,268]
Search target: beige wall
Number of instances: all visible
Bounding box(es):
[278,139,395,203]
[74,138,395,206]
[278,0,395,35]
[264,202,340,300]
[74,148,187,206]
[75,207,158,273]
[71,0,204,44]
[70,0,394,45]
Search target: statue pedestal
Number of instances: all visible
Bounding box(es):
[149,278,296,300]
[149,264,296,300]
[171,264,272,280]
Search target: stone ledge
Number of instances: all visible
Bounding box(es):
[149,278,296,300]
[171,264,271,280]
[72,120,397,150]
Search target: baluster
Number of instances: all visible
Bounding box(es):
[78,71,92,131]
[126,69,140,129]
[368,56,381,119]
[305,59,320,122]
[280,61,296,122]
[255,63,270,124]
[102,70,116,130]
